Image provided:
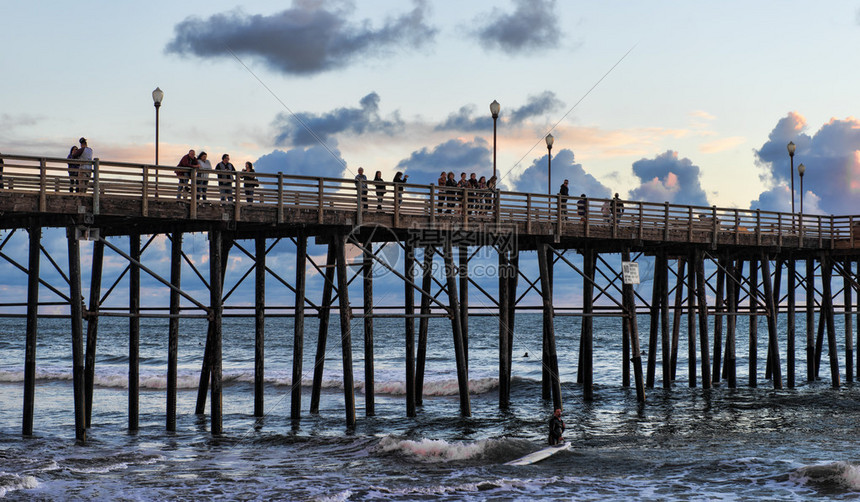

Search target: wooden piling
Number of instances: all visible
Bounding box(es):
[687,252,697,387]
[310,243,336,414]
[695,250,711,389]
[84,238,103,428]
[537,242,561,410]
[787,258,796,388]
[622,249,645,402]
[255,234,266,418]
[844,258,854,383]
[748,258,758,387]
[660,253,671,389]
[167,231,181,431]
[806,258,815,382]
[670,259,685,381]
[196,239,231,416]
[416,247,434,407]
[444,239,471,416]
[68,227,86,442]
[498,250,511,407]
[725,259,738,388]
[821,254,840,388]
[23,220,40,436]
[291,235,306,419]
[646,252,661,388]
[459,245,469,373]
[362,240,375,417]
[209,228,224,435]
[760,256,783,389]
[582,248,595,402]
[712,257,725,383]
[405,243,416,417]
[129,233,140,432]
[334,235,356,427]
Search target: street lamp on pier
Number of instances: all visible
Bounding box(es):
[152,87,164,197]
[545,134,554,195]
[490,100,500,181]
[798,163,806,217]
[787,141,796,215]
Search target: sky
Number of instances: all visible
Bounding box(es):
[4,0,860,215]
[2,1,860,311]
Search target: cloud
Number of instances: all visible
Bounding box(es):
[752,112,860,215]
[165,1,436,75]
[628,150,709,206]
[472,0,561,54]
[394,138,491,182]
[254,145,347,178]
[512,149,610,197]
[273,92,403,147]
[435,91,563,131]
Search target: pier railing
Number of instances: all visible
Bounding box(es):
[0,154,855,248]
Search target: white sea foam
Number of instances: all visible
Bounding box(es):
[0,472,39,498]
[313,489,353,502]
[376,436,496,462]
[791,461,860,492]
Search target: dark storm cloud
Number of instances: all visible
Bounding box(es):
[273,92,403,147]
[513,149,610,197]
[254,145,347,179]
[472,0,560,54]
[395,138,492,183]
[165,1,436,75]
[752,113,860,215]
[436,91,563,131]
[628,151,709,206]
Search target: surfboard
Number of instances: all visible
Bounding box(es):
[504,442,571,466]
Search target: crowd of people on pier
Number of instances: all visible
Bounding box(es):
[56,138,627,223]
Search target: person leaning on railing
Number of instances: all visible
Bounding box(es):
[176,149,197,200]
[242,162,259,203]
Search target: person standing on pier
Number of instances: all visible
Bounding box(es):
[196,151,211,200]
[355,167,368,209]
[374,171,385,210]
[437,171,447,213]
[548,408,565,445]
[242,161,258,203]
[176,149,197,199]
[559,179,570,217]
[77,138,93,194]
[577,194,587,223]
[216,154,235,202]
[67,145,81,192]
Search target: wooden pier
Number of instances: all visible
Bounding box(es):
[1,153,859,441]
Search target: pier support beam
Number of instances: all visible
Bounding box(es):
[844,258,854,383]
[209,228,224,435]
[725,259,738,388]
[416,247,434,407]
[498,249,513,407]
[405,243,416,417]
[695,250,712,389]
[687,252,697,387]
[23,220,40,436]
[68,227,86,442]
[84,238,104,428]
[806,258,815,383]
[537,243,561,410]
[760,256,783,389]
[129,233,140,432]
[622,249,645,402]
[334,235,356,427]
[444,239,471,416]
[255,234,266,418]
[167,231,181,431]
[196,237,231,416]
[646,253,661,388]
[787,258,796,388]
[712,257,725,384]
[581,248,595,402]
[670,258,685,381]
[362,241,375,417]
[821,254,840,388]
[310,243,336,414]
[459,245,469,373]
[749,258,759,387]
[291,235,306,420]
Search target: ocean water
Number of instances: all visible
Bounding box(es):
[1,313,860,500]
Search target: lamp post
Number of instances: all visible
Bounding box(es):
[787,141,796,216]
[152,87,164,196]
[490,100,500,181]
[545,134,554,195]
[798,163,805,217]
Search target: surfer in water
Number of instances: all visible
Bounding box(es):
[548,408,565,445]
